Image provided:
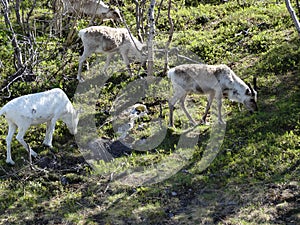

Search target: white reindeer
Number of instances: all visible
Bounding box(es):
[77,26,146,82]
[0,88,79,165]
[168,64,258,126]
[62,0,122,23]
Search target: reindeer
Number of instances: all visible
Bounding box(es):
[77,26,146,82]
[61,0,122,23]
[168,64,258,126]
[0,88,79,165]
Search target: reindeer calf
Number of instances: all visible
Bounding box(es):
[77,26,146,82]
[0,88,79,165]
[168,64,258,126]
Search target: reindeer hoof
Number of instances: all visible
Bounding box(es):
[6,159,15,165]
[42,142,53,149]
[218,120,226,125]
[200,120,210,125]
[77,77,85,83]
[30,150,38,157]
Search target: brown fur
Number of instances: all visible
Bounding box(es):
[77,26,145,82]
[168,64,258,126]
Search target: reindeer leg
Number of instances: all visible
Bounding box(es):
[16,126,37,158]
[168,94,180,127]
[168,99,176,127]
[103,53,114,74]
[168,87,186,127]
[120,50,132,75]
[216,93,225,124]
[43,120,56,147]
[78,50,91,82]
[5,121,17,165]
[78,59,84,82]
[202,92,215,125]
[27,143,32,165]
[179,95,197,126]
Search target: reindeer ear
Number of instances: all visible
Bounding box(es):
[246,82,256,96]
[245,83,252,95]
[245,88,251,96]
[253,77,258,91]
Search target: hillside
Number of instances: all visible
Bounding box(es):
[0,0,299,224]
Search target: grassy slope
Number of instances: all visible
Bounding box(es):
[0,1,299,224]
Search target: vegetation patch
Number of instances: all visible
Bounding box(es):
[0,0,299,224]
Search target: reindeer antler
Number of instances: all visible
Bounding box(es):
[253,77,258,91]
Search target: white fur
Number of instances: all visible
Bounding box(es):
[0,88,79,165]
[168,64,258,126]
[77,26,146,81]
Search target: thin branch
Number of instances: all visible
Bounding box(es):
[1,67,26,98]
[1,0,24,69]
[147,0,156,77]
[155,0,164,24]
[163,0,174,75]
[115,1,143,54]
[285,0,300,36]
[134,0,143,42]
[15,0,22,26]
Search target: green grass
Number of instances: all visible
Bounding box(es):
[0,0,299,224]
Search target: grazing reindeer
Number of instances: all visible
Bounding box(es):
[77,26,146,82]
[61,0,122,23]
[0,88,79,165]
[168,64,258,126]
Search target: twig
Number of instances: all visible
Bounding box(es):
[0,67,26,98]
[116,1,143,54]
[155,0,164,24]
[104,172,114,193]
[163,0,174,74]
[147,0,156,77]
[177,54,202,64]
[154,47,203,64]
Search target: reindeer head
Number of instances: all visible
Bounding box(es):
[105,8,123,23]
[64,109,80,135]
[243,82,258,113]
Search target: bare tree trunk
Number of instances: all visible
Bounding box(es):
[1,0,39,86]
[134,0,147,42]
[155,0,164,23]
[1,0,24,69]
[52,0,63,37]
[134,0,142,42]
[285,0,300,36]
[163,0,174,75]
[147,0,156,77]
[15,0,22,27]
